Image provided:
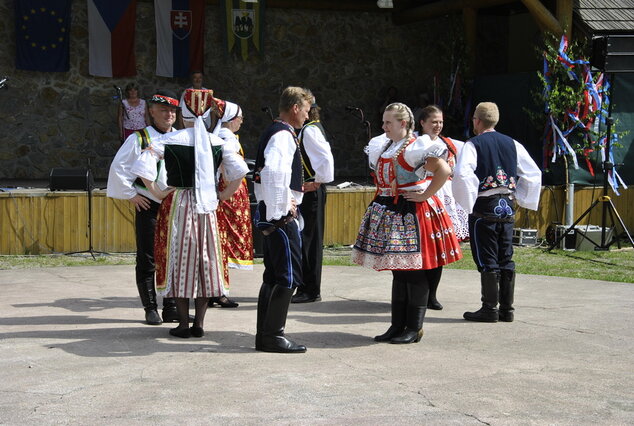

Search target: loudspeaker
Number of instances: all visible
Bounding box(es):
[591,35,634,72]
[49,168,94,191]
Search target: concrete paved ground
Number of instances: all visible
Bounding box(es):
[0,264,632,425]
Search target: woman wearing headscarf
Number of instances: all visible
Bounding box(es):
[131,90,248,338]
[212,101,254,308]
[352,102,462,344]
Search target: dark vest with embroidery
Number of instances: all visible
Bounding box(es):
[470,131,518,193]
[298,121,326,182]
[254,121,303,192]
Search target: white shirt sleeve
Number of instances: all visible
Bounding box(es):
[106,133,142,200]
[366,133,390,171]
[452,141,480,213]
[213,133,249,182]
[257,131,297,221]
[130,142,164,182]
[514,140,542,211]
[405,135,447,178]
[302,125,334,183]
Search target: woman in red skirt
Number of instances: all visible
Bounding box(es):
[351,102,462,344]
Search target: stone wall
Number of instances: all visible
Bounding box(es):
[0,1,487,181]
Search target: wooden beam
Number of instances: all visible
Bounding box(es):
[520,0,563,36]
[140,0,385,12]
[556,0,573,38]
[392,0,514,25]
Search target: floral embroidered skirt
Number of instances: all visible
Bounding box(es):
[351,195,462,271]
[154,189,226,299]
[216,179,254,288]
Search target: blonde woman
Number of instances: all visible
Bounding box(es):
[352,102,462,344]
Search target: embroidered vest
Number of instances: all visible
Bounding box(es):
[470,131,518,193]
[376,137,425,194]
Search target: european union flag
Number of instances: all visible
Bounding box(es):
[15,0,72,72]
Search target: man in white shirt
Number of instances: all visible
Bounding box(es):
[253,86,312,353]
[453,102,541,323]
[292,91,334,304]
[107,89,181,325]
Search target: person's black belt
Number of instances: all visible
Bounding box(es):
[261,212,295,236]
[470,211,514,223]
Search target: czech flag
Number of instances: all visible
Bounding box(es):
[155,0,205,78]
[88,0,137,77]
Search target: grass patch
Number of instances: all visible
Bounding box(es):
[1,245,632,284]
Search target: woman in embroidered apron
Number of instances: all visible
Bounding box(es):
[212,102,254,308]
[352,102,462,344]
[415,105,470,311]
[131,90,248,339]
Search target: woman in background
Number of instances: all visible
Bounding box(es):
[417,105,469,310]
[118,82,149,143]
[212,101,253,308]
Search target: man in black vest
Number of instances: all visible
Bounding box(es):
[107,90,182,325]
[253,87,312,353]
[292,91,335,304]
[453,102,541,323]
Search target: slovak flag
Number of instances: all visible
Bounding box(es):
[155,0,205,78]
[87,0,137,77]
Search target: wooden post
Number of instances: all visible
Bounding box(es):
[557,0,573,38]
[520,0,563,36]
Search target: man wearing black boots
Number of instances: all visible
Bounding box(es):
[292,90,334,304]
[107,89,183,325]
[253,87,312,353]
[453,102,541,323]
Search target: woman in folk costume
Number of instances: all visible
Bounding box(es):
[131,89,249,338]
[416,105,470,311]
[210,101,254,308]
[352,102,462,344]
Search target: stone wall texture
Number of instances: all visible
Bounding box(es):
[0,1,479,180]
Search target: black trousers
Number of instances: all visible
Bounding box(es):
[468,195,516,274]
[298,185,326,296]
[134,200,161,310]
[258,210,303,290]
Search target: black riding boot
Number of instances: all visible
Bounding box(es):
[499,269,515,322]
[257,285,307,353]
[374,278,407,342]
[463,271,499,322]
[255,283,273,350]
[391,281,428,344]
[136,278,161,325]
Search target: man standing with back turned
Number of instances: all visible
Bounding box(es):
[253,86,312,353]
[453,102,541,323]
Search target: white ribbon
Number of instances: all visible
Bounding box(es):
[193,115,218,213]
[549,115,579,169]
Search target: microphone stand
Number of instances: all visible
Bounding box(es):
[114,86,128,143]
[346,107,372,185]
